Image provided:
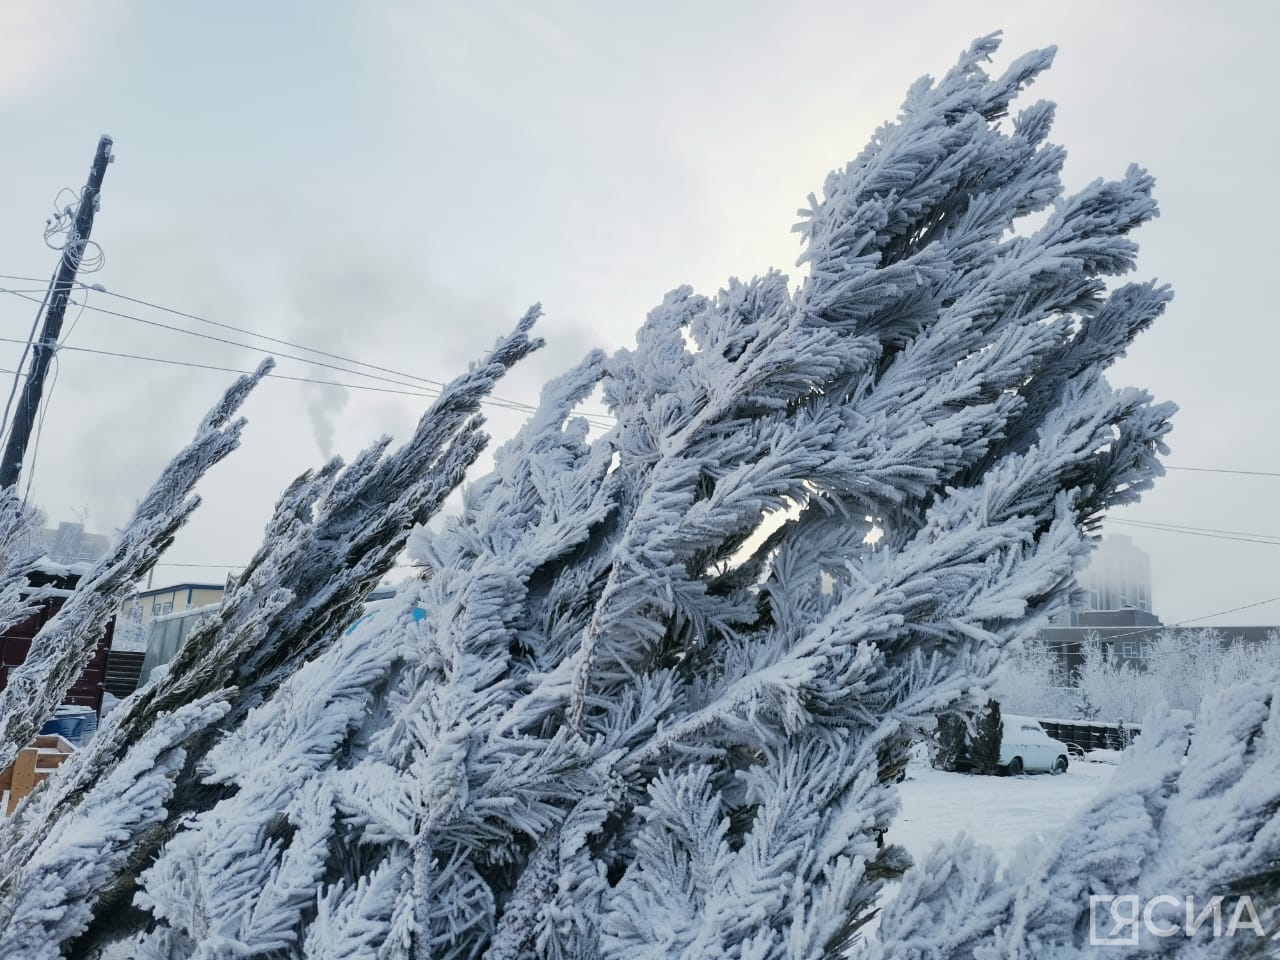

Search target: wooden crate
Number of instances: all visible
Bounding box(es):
[0,734,74,815]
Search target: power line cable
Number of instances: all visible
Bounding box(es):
[94,283,452,389]
[22,351,58,505]
[18,291,95,502]
[0,273,55,449]
[1,287,442,395]
[1160,596,1280,625]
[0,285,616,428]
[0,278,616,425]
[62,287,90,343]
[0,335,439,398]
[13,274,1280,456]
[1108,517,1280,542]
[1,274,74,284]
[43,187,106,273]
[0,334,621,437]
[1164,465,1280,479]
[1106,518,1280,547]
[20,276,1280,455]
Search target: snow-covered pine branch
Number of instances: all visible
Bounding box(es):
[0,311,542,955]
[126,344,613,959]
[0,693,232,960]
[0,492,44,638]
[0,359,271,775]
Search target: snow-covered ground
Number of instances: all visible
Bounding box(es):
[889,754,1117,866]
[858,755,1119,949]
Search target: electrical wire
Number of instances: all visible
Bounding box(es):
[0,335,440,398]
[1107,517,1280,545]
[1164,465,1280,479]
[22,351,59,505]
[75,290,609,424]
[2,180,105,451]
[62,287,90,343]
[96,287,452,391]
[0,284,617,429]
[17,276,1280,454]
[1137,595,1280,629]
[0,274,54,450]
[0,337,615,426]
[0,286,94,500]
[1,274,73,284]
[0,288,439,395]
[5,281,609,420]
[42,194,75,251]
[42,187,106,273]
[19,291,96,500]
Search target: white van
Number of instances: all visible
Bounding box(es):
[1000,714,1070,775]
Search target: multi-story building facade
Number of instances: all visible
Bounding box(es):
[1080,533,1152,615]
[37,521,111,565]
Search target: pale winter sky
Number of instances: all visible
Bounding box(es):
[0,1,1276,626]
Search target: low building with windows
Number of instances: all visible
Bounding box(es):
[128,582,402,693]
[1041,607,1276,674]
[118,582,225,640]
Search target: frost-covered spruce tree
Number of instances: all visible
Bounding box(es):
[0,491,43,638]
[0,360,271,774]
[0,313,541,957]
[89,34,1178,959]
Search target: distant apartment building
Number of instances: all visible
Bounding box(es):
[1045,534,1160,666]
[1083,533,1152,613]
[37,521,111,565]
[1042,609,1275,674]
[1052,534,1155,627]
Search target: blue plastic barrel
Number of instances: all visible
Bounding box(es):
[39,715,82,742]
[76,709,98,744]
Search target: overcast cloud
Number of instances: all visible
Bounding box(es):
[0,0,1276,625]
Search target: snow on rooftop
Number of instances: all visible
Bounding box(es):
[28,556,94,579]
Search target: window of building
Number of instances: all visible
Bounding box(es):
[1120,641,1138,656]
[151,600,174,617]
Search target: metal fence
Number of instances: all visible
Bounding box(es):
[1038,717,1141,754]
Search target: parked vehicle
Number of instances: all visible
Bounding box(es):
[1000,714,1070,775]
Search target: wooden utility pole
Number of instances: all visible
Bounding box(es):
[0,135,114,490]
